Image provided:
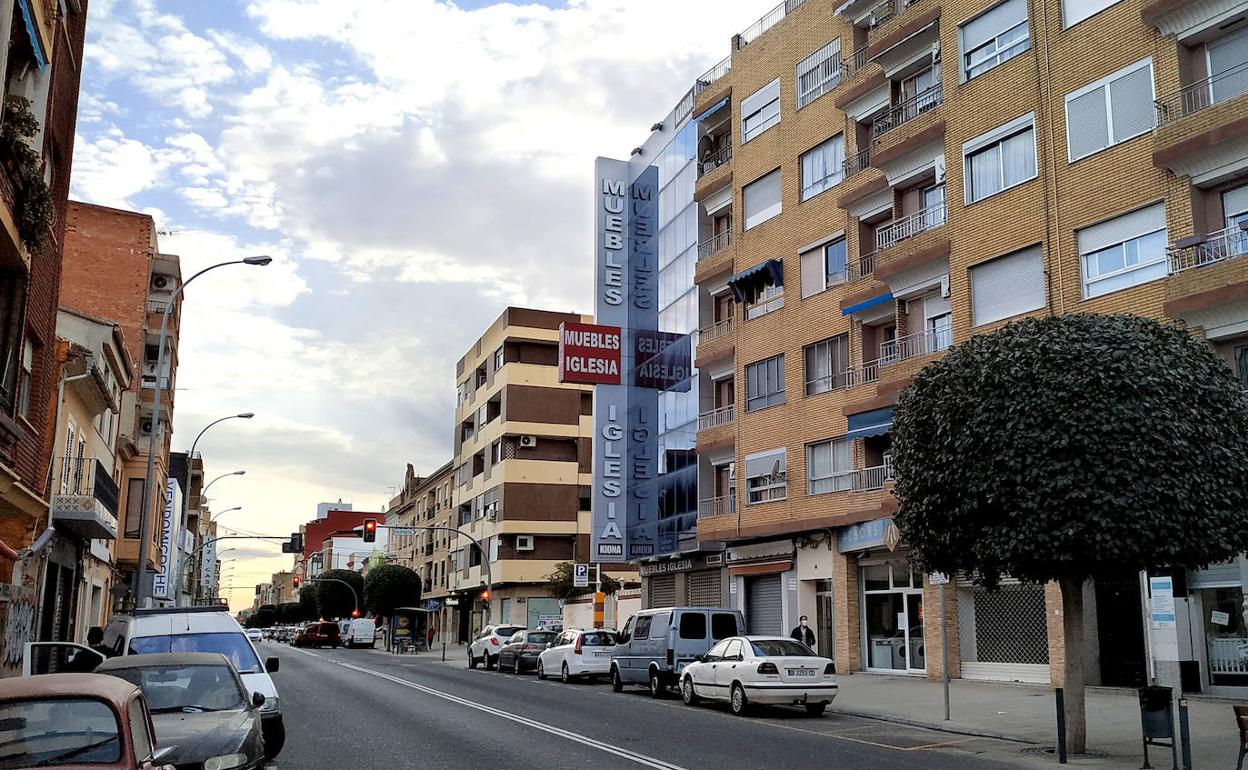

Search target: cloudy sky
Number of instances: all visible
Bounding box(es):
[75,0,765,609]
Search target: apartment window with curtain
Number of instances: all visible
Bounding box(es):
[963,114,1037,204]
[744,280,785,320]
[124,478,145,538]
[800,135,845,201]
[1061,0,1123,28]
[800,237,847,297]
[741,79,781,143]
[807,438,852,494]
[970,245,1045,325]
[746,354,785,412]
[1065,58,1153,162]
[960,0,1029,81]
[796,39,841,109]
[743,169,782,229]
[1078,203,1167,299]
[744,449,787,504]
[17,339,33,417]
[804,335,849,395]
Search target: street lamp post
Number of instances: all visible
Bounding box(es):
[135,255,272,606]
[181,413,253,588]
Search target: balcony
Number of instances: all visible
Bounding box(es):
[1168,224,1248,275]
[843,147,872,181]
[738,0,806,49]
[698,145,732,179]
[698,231,731,260]
[846,360,881,387]
[698,495,736,519]
[868,0,921,30]
[695,56,731,96]
[700,318,732,344]
[877,201,946,251]
[872,84,943,140]
[697,404,735,431]
[880,326,951,365]
[1153,62,1248,173]
[811,460,894,495]
[51,457,119,540]
[1156,62,1248,128]
[842,44,870,79]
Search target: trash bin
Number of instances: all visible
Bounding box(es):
[1137,685,1177,769]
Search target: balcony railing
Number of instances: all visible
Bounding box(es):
[1156,61,1248,127]
[877,200,947,251]
[868,0,920,28]
[842,44,870,77]
[872,84,943,140]
[698,495,736,518]
[739,0,806,48]
[146,299,171,315]
[697,404,735,431]
[810,459,894,495]
[846,359,880,386]
[826,252,876,288]
[698,144,732,178]
[699,318,732,344]
[698,230,731,259]
[695,56,731,95]
[1169,224,1248,274]
[843,147,871,180]
[880,325,951,364]
[55,457,119,514]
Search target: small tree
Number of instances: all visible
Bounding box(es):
[275,602,304,624]
[298,583,319,621]
[246,605,277,629]
[544,562,621,601]
[892,314,1248,752]
[314,569,364,620]
[364,564,422,617]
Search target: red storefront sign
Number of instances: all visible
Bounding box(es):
[558,322,622,384]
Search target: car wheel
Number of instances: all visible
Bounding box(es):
[537,661,546,680]
[611,667,624,693]
[649,670,665,699]
[262,716,286,760]
[730,683,749,716]
[468,651,478,669]
[804,703,827,717]
[561,663,571,684]
[681,677,699,706]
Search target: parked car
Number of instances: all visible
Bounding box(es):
[0,672,176,769]
[245,629,263,643]
[610,607,745,698]
[538,628,617,682]
[292,622,341,649]
[97,653,267,770]
[342,618,377,649]
[496,630,558,674]
[679,636,837,716]
[468,625,524,670]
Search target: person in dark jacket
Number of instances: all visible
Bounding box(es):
[790,615,816,647]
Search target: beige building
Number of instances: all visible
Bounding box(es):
[386,461,454,641]
[683,0,1248,695]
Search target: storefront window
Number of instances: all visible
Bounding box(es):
[1200,586,1248,687]
[861,561,926,673]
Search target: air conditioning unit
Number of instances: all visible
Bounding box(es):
[516,535,534,551]
[150,274,169,291]
[140,419,153,434]
[518,435,537,448]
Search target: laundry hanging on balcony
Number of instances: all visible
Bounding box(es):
[727,259,783,302]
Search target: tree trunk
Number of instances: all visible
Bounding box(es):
[1059,576,1087,754]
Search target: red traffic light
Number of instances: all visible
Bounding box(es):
[292,576,301,588]
[480,589,490,603]
[351,608,361,618]
[363,518,378,543]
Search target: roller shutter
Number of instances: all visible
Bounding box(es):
[649,574,677,608]
[688,569,723,607]
[746,574,784,635]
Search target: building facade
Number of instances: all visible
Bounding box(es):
[386,460,454,642]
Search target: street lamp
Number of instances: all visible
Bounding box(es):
[212,506,242,520]
[135,256,272,606]
[181,412,254,560]
[202,471,245,499]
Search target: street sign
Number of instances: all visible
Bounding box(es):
[929,572,950,585]
[391,527,415,537]
[573,563,590,589]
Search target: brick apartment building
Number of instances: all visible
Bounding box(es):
[386,460,454,641]
[298,507,379,579]
[670,0,1248,696]
[60,202,182,605]
[0,0,89,671]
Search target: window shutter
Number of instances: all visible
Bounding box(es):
[961,0,1027,52]
[1077,202,1165,254]
[1066,87,1109,160]
[971,245,1045,325]
[742,79,780,120]
[1061,0,1122,27]
[1224,185,1248,221]
[800,248,826,298]
[744,170,782,229]
[744,449,786,478]
[1209,28,1248,77]
[1108,64,1153,141]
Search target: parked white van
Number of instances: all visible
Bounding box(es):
[343,618,377,648]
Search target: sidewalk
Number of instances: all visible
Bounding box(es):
[831,673,1241,768]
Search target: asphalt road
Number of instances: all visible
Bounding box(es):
[263,642,1053,769]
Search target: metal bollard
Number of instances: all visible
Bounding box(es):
[1056,687,1068,765]
[1178,698,1192,770]
[441,641,446,662]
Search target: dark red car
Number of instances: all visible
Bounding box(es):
[292,622,340,648]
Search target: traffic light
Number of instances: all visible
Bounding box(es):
[351,608,361,618]
[362,518,377,543]
[480,589,490,605]
[292,576,301,589]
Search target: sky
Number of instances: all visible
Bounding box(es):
[74,0,769,610]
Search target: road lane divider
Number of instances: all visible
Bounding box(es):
[293,649,687,770]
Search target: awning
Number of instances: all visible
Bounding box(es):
[845,406,893,440]
[727,259,783,301]
[842,291,894,317]
[16,0,46,71]
[698,95,729,119]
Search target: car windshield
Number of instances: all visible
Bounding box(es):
[129,633,265,674]
[526,632,556,645]
[105,664,246,713]
[581,632,616,646]
[0,698,121,768]
[749,639,816,657]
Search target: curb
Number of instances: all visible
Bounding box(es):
[828,706,1042,746]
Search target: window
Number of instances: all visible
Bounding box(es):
[17,339,32,417]
[722,639,744,661]
[1065,59,1153,162]
[678,612,707,639]
[797,39,841,109]
[964,114,1037,204]
[124,478,144,538]
[745,449,787,504]
[744,281,784,320]
[800,135,845,201]
[741,78,780,142]
[970,245,1045,326]
[800,237,849,296]
[1061,0,1122,28]
[808,437,853,494]
[1078,203,1167,298]
[129,698,153,762]
[705,639,731,661]
[745,354,785,412]
[491,439,502,464]
[711,612,738,640]
[493,346,504,370]
[960,0,1029,81]
[804,335,849,395]
[743,169,782,229]
[1209,29,1248,106]
[633,615,653,641]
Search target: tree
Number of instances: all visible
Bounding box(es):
[314,569,364,620]
[544,562,621,601]
[276,602,304,624]
[298,582,319,621]
[246,605,277,629]
[891,314,1248,753]
[364,564,422,617]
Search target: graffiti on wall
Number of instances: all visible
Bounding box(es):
[0,584,36,674]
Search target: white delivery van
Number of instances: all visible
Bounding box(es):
[343,618,377,649]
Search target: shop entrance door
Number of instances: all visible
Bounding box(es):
[861,562,926,673]
[1198,586,1248,687]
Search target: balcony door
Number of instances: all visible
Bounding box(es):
[901,64,940,104]
[1223,184,1248,257]
[1208,27,1248,106]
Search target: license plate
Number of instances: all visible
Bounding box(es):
[786,668,817,677]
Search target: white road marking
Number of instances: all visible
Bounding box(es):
[294,649,687,770]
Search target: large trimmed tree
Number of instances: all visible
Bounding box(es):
[364,564,422,617]
[314,569,365,620]
[891,314,1248,753]
[544,562,622,601]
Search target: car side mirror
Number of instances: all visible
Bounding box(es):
[252,692,266,708]
[145,745,176,768]
[545,642,553,649]
[265,657,279,673]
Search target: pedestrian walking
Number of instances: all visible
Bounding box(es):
[427,624,437,649]
[790,615,816,648]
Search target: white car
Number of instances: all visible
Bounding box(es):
[468,624,524,669]
[679,635,837,717]
[537,628,617,682]
[246,628,264,642]
[343,618,377,648]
